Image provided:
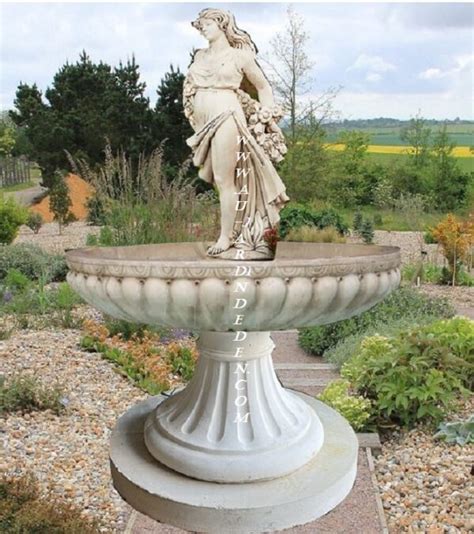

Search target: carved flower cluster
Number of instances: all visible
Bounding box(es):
[237,90,288,163]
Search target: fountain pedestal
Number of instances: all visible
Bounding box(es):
[111,390,358,533]
[144,331,324,483]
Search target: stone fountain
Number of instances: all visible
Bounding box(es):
[66,8,400,533]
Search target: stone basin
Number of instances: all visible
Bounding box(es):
[66,241,400,331]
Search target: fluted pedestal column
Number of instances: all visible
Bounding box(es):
[144,331,324,482]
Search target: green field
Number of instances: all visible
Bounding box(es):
[366,152,473,172]
[325,123,474,147]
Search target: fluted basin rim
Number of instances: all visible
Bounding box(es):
[66,242,400,279]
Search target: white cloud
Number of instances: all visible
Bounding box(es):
[418,54,474,83]
[347,54,397,73]
[366,73,382,83]
[419,68,444,80]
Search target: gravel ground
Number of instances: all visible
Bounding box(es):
[375,397,474,534]
[14,221,100,253]
[418,283,474,309]
[349,230,445,266]
[0,328,145,532]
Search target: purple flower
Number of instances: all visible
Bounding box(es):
[3,290,13,303]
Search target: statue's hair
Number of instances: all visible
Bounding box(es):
[192,8,258,54]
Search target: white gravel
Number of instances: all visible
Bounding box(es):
[14,221,100,253]
[1,328,146,532]
[375,396,474,533]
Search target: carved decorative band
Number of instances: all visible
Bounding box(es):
[66,251,400,280]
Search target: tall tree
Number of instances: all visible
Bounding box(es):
[261,6,339,193]
[400,113,432,168]
[431,124,470,210]
[153,64,193,173]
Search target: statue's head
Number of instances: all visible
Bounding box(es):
[192,8,258,53]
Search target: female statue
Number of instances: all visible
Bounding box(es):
[184,8,289,260]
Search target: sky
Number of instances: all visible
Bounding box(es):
[1,2,473,120]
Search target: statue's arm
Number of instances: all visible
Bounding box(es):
[240,51,274,108]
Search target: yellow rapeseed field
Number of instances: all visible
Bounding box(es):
[326,144,473,157]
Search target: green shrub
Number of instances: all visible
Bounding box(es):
[285,225,346,243]
[341,318,472,427]
[298,287,455,356]
[3,269,30,292]
[0,244,67,282]
[324,315,440,369]
[85,194,109,226]
[0,195,27,244]
[0,374,67,415]
[352,211,363,232]
[1,281,83,329]
[103,316,170,341]
[424,229,437,244]
[318,379,372,431]
[402,261,473,287]
[167,346,196,382]
[359,219,374,244]
[0,471,100,533]
[26,211,44,234]
[279,204,348,239]
[434,415,474,446]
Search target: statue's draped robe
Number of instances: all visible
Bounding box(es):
[185,47,289,255]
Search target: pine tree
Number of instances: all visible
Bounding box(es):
[153,64,193,172]
[10,52,154,188]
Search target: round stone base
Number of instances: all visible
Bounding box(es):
[110,391,358,533]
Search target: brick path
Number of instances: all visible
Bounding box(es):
[118,330,387,533]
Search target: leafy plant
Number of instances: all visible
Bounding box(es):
[324,316,439,369]
[318,379,372,431]
[341,318,472,427]
[0,194,27,244]
[167,345,196,381]
[26,211,44,234]
[299,287,455,356]
[434,416,474,445]
[0,374,67,415]
[0,471,100,533]
[0,244,67,282]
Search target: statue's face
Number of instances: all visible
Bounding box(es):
[199,18,224,41]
